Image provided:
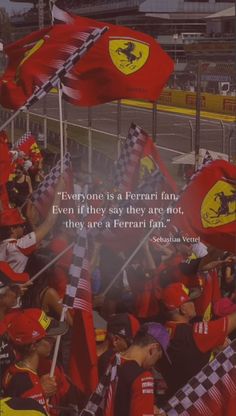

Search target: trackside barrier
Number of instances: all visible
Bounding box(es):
[0,108,118,178]
[0,106,233,176]
[158,89,236,116]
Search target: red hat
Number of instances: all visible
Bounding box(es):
[213,298,236,317]
[7,308,68,345]
[0,262,29,290]
[0,208,25,227]
[107,313,140,342]
[162,283,191,310]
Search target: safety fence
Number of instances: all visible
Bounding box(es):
[0,100,235,179]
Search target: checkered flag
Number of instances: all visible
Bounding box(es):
[203,150,213,165]
[20,26,108,110]
[14,131,32,149]
[64,226,91,311]
[30,152,71,215]
[114,123,148,192]
[79,354,121,415]
[163,340,236,415]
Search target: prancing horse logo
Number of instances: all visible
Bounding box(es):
[109,38,150,75]
[201,180,236,228]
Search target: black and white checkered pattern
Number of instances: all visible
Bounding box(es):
[163,339,236,415]
[63,226,91,311]
[114,123,148,192]
[30,152,71,210]
[20,26,108,110]
[203,150,213,165]
[79,354,121,416]
[14,131,32,149]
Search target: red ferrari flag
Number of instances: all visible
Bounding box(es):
[0,28,50,109]
[163,339,236,416]
[140,133,177,193]
[15,132,42,163]
[64,227,98,395]
[173,160,236,253]
[0,24,107,110]
[51,3,174,106]
[114,123,177,193]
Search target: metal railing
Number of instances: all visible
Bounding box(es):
[0,100,234,179]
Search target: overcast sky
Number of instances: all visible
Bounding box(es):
[1,0,31,14]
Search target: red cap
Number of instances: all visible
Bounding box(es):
[7,308,68,345]
[107,313,140,341]
[0,262,29,289]
[162,283,190,310]
[0,208,25,227]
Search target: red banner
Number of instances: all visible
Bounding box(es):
[174,160,236,253]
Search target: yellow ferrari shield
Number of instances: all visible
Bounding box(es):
[201,180,236,228]
[109,38,150,75]
[139,155,156,181]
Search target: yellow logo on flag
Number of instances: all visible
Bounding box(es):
[30,143,40,154]
[109,38,149,75]
[15,39,45,82]
[201,180,236,228]
[139,155,156,181]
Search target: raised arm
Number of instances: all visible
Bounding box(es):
[35,176,65,244]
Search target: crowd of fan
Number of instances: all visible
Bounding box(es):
[0,146,236,416]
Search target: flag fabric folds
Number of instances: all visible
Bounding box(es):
[30,152,72,216]
[64,227,91,311]
[15,131,42,163]
[114,123,177,193]
[114,123,147,192]
[173,160,236,253]
[50,3,174,106]
[64,227,98,395]
[194,270,221,321]
[0,25,107,110]
[163,340,236,416]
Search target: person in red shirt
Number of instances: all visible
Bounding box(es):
[0,176,65,273]
[0,261,30,393]
[2,308,68,415]
[160,282,236,399]
[101,322,170,416]
[97,313,140,377]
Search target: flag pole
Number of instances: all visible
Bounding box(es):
[50,305,68,377]
[58,82,64,173]
[102,227,154,296]
[152,101,157,143]
[117,100,122,158]
[88,107,92,183]
[102,194,175,296]
[0,108,22,132]
[30,242,74,283]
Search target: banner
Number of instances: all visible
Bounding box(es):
[173,160,236,253]
[51,3,174,106]
[0,25,107,110]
